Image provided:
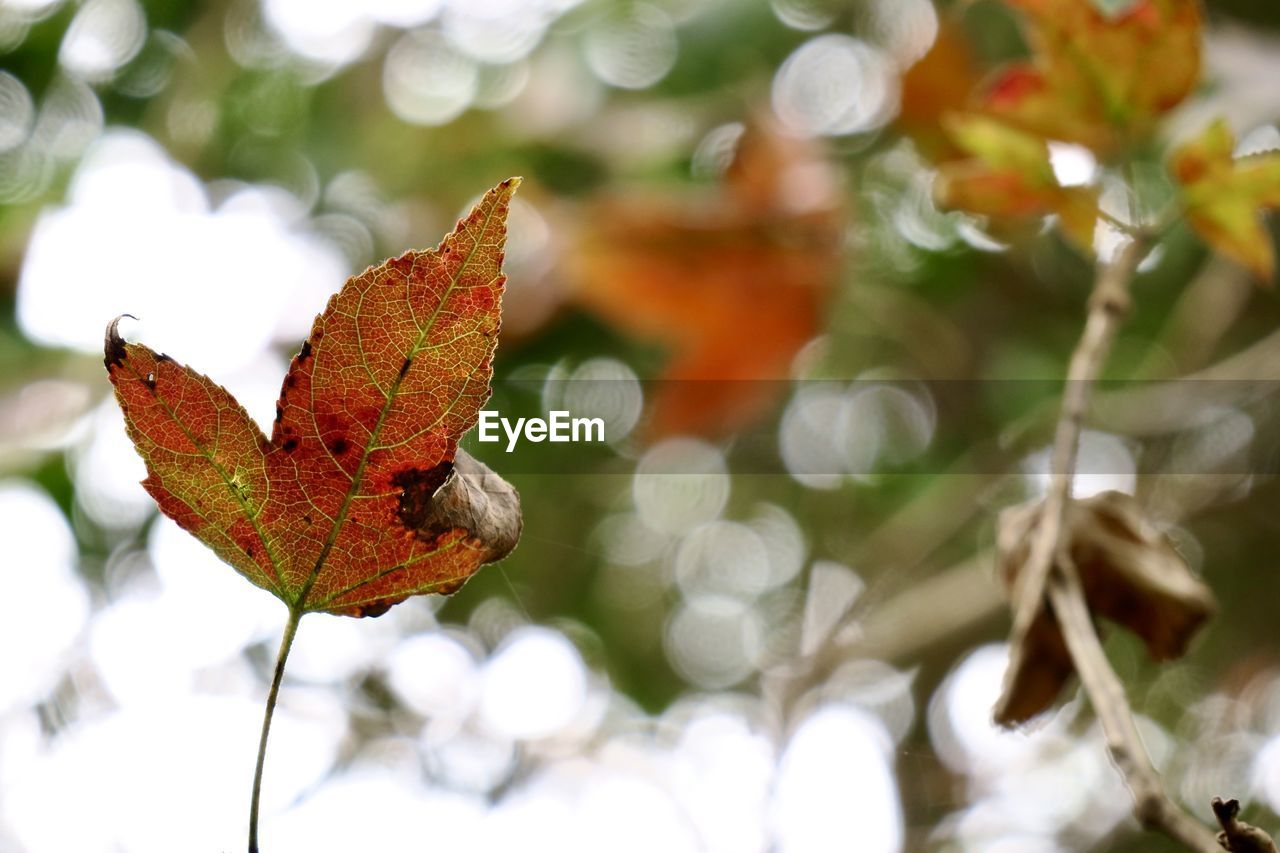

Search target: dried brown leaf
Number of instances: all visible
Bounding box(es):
[995,491,1216,725]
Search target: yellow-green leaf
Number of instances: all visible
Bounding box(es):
[935,114,1099,254]
[984,0,1202,154]
[1171,120,1280,283]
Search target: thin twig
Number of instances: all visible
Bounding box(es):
[1213,797,1280,853]
[1007,235,1150,656]
[1004,234,1230,851]
[1048,565,1222,852]
[248,608,303,853]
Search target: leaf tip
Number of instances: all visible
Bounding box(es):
[104,313,138,370]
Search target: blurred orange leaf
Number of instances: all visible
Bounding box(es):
[935,114,1099,253]
[567,122,845,437]
[897,17,983,161]
[983,0,1201,155]
[1171,119,1280,282]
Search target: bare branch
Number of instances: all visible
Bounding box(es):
[1048,565,1221,852]
[987,234,1236,851]
[1006,235,1150,654]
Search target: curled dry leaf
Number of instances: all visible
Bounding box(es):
[106,180,523,619]
[411,448,522,567]
[994,490,1215,725]
[567,118,844,438]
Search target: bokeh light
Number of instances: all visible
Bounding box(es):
[18,131,347,375]
[0,71,34,151]
[666,594,762,688]
[4,694,342,852]
[0,482,89,713]
[478,627,589,740]
[772,705,904,853]
[383,29,479,126]
[58,0,146,82]
[633,438,730,535]
[584,4,678,91]
[261,0,376,66]
[772,34,899,137]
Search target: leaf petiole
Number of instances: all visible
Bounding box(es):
[248,607,303,853]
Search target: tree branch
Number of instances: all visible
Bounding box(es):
[1007,235,1150,649]
[1003,236,1242,851]
[1048,564,1221,852]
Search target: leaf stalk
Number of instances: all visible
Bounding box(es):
[248,607,302,853]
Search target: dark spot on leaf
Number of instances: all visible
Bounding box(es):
[352,602,393,618]
[391,462,456,543]
[144,373,156,391]
[285,374,297,390]
[283,438,300,453]
[303,514,312,525]
[330,437,349,455]
[398,357,412,379]
[245,545,254,559]
[156,353,173,363]
[274,404,283,424]
[298,340,312,360]
[313,410,352,447]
